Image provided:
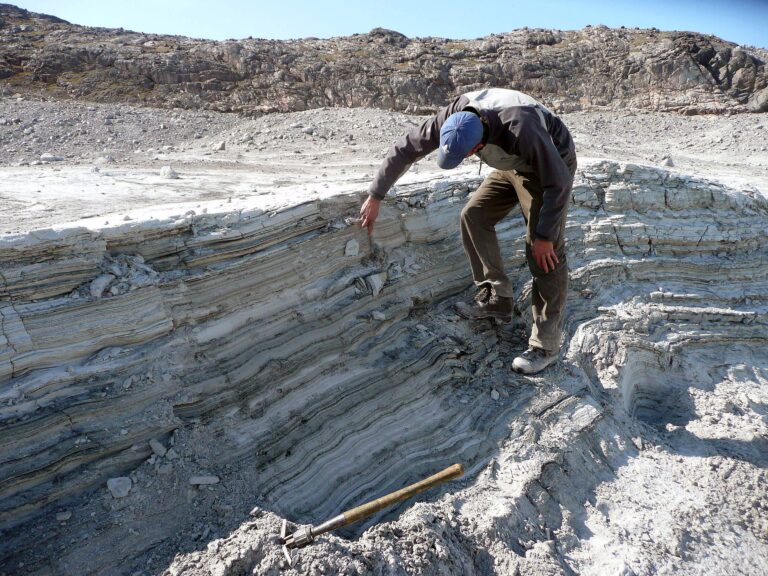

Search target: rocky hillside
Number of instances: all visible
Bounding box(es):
[1,3,766,115]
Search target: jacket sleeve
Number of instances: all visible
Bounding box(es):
[367,97,467,200]
[515,108,574,241]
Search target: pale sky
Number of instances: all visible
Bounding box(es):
[11,0,768,48]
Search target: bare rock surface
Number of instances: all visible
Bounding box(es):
[0,96,767,576]
[1,3,767,116]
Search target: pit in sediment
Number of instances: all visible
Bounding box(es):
[3,145,767,575]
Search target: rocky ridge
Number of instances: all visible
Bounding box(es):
[1,3,767,115]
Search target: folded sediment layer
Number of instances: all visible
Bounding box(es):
[1,160,767,575]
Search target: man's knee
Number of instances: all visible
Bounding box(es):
[460,203,485,227]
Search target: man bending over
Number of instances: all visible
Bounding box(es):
[360,88,577,375]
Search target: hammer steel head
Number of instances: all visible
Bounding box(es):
[280,520,315,566]
[283,524,314,548]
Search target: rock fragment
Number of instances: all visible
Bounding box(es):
[40,152,63,162]
[212,141,226,151]
[160,165,179,179]
[344,238,359,257]
[90,274,115,299]
[107,477,132,498]
[149,439,167,457]
[365,273,387,297]
[55,511,72,522]
[189,475,220,486]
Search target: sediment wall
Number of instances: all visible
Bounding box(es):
[1,160,767,575]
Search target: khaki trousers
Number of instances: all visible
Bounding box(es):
[459,159,577,352]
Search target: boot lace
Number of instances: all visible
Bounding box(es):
[522,347,547,359]
[474,285,492,304]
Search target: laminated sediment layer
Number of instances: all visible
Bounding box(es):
[1,160,767,575]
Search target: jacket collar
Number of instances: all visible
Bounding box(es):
[463,105,503,146]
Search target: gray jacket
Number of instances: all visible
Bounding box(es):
[368,88,576,241]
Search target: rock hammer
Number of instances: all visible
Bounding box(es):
[280,463,464,565]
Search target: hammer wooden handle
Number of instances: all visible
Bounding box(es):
[342,463,464,524]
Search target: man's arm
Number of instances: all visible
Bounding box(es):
[515,109,573,241]
[514,108,574,272]
[362,96,468,233]
[368,97,467,200]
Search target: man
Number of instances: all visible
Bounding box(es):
[360,88,577,375]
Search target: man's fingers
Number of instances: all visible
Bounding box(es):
[536,251,559,273]
[547,253,558,270]
[360,213,373,234]
[537,253,549,273]
[545,253,556,273]
[532,239,559,274]
[360,196,381,237]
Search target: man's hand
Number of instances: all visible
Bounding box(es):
[532,238,558,273]
[360,196,381,235]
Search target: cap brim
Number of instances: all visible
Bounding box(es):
[437,148,465,170]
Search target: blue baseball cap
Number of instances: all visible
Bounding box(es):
[437,111,483,169]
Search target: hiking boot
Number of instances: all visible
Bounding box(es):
[455,287,512,322]
[512,347,558,375]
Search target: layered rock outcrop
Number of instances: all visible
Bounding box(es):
[1,160,766,575]
[1,3,767,115]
